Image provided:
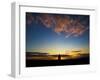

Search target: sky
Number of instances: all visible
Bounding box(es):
[26,12,89,55]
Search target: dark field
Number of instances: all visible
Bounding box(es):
[26,52,89,67]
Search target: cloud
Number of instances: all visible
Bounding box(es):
[71,50,81,53]
[26,13,34,25]
[27,13,89,38]
[65,24,87,37]
[37,14,53,28]
[54,16,71,34]
[54,17,88,38]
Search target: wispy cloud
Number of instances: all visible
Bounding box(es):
[37,14,53,28]
[26,13,34,25]
[26,13,89,38]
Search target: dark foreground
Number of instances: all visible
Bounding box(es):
[26,56,89,67]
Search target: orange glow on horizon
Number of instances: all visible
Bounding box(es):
[31,48,89,56]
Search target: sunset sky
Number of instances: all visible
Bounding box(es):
[26,13,89,55]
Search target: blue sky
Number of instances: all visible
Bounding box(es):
[26,13,89,54]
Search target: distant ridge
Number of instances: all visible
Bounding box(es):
[26,52,49,56]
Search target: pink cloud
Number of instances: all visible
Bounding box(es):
[27,14,88,38]
[26,14,34,25]
[38,14,53,28]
